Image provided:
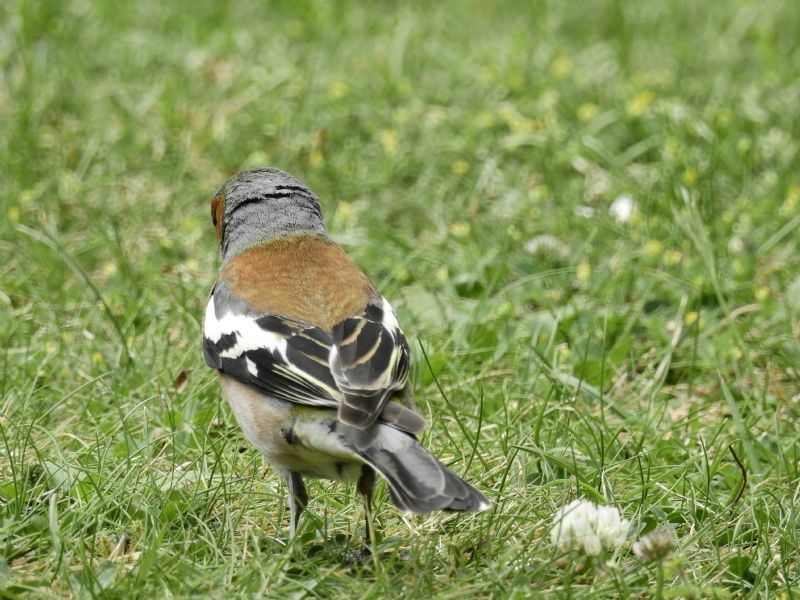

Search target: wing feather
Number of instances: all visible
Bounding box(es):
[203,284,415,431]
[330,295,410,428]
[203,283,340,408]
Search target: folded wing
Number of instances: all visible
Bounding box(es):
[203,283,341,408]
[203,284,420,432]
[330,295,411,428]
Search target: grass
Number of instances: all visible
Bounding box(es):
[2,0,800,597]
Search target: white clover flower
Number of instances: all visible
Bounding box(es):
[524,234,569,257]
[595,505,629,549]
[609,194,636,223]
[551,500,630,556]
[632,528,674,562]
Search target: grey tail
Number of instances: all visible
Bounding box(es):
[344,424,490,514]
[378,401,427,435]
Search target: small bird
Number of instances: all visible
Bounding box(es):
[202,167,489,542]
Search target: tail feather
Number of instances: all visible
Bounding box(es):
[344,424,490,514]
[378,401,427,435]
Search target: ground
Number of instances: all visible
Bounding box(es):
[1,0,799,597]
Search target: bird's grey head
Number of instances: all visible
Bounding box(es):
[211,167,328,261]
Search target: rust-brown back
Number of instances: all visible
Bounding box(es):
[219,234,375,330]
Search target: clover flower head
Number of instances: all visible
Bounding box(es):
[632,528,674,562]
[551,499,630,556]
[609,194,636,223]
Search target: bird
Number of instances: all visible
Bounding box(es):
[202,167,490,543]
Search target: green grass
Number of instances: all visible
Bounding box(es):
[2,0,800,597]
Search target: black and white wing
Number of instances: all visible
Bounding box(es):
[330,295,411,428]
[203,284,412,430]
[203,283,341,407]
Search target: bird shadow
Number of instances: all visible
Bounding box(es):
[261,533,410,571]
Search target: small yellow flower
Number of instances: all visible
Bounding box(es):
[452,160,469,175]
[577,103,599,122]
[326,81,348,100]
[576,261,591,282]
[101,261,118,277]
[663,136,680,158]
[645,239,663,257]
[558,344,572,360]
[379,130,398,156]
[449,222,470,237]
[335,201,353,221]
[180,217,200,232]
[736,137,752,154]
[436,266,449,282]
[508,72,525,90]
[663,250,683,266]
[495,302,514,318]
[780,185,800,216]
[716,107,733,126]
[19,187,39,205]
[308,148,324,167]
[681,168,698,186]
[626,90,654,117]
[244,150,269,168]
[395,266,410,284]
[754,286,770,301]
[498,103,537,135]
[549,55,572,78]
[286,20,304,39]
[684,311,699,326]
[7,206,20,222]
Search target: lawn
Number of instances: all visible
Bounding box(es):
[2,0,799,597]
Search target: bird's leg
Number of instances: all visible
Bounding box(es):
[356,465,377,558]
[284,471,308,541]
